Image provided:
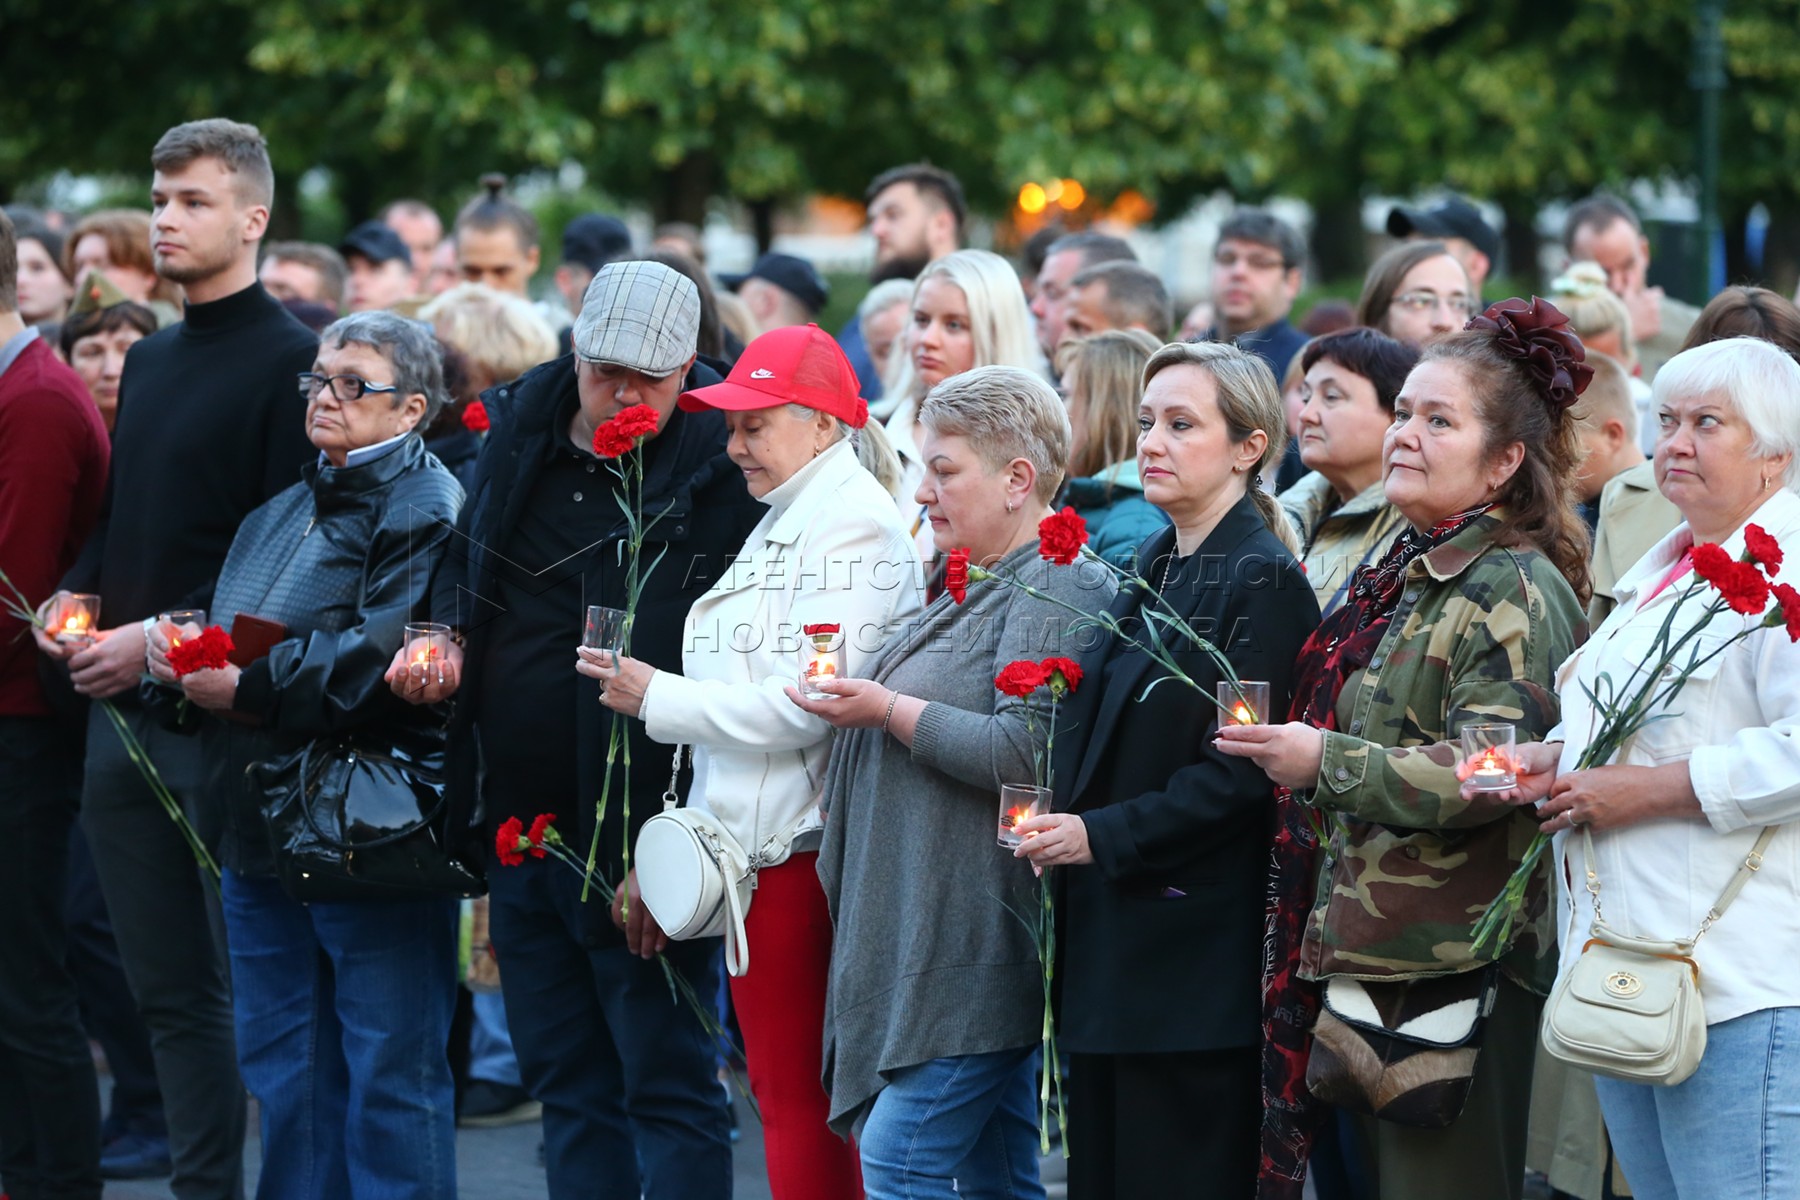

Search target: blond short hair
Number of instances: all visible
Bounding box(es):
[1550,262,1637,367]
[1142,341,1300,553]
[1568,352,1636,443]
[921,365,1071,505]
[420,282,558,385]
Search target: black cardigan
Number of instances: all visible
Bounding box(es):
[1051,494,1320,1054]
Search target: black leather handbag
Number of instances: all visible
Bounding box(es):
[253,728,482,902]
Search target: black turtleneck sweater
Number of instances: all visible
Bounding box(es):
[63,282,319,628]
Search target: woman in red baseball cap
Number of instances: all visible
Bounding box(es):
[578,323,921,1200]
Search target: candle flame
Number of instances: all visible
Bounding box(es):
[63,616,81,632]
[1234,703,1254,725]
[1482,750,1499,770]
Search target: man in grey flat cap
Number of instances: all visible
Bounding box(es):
[391,259,762,1199]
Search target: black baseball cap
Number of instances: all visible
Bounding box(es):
[1386,196,1501,262]
[721,253,829,316]
[338,220,412,266]
[561,214,633,273]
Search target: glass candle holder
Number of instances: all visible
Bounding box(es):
[583,606,629,656]
[403,622,452,685]
[1461,723,1518,790]
[52,593,101,645]
[998,783,1052,850]
[798,630,845,701]
[1216,680,1271,727]
[159,609,207,642]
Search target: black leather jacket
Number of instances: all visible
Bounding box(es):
[195,435,465,875]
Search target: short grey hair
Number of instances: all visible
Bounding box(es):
[320,311,450,428]
[1653,336,1800,489]
[920,365,1070,504]
[856,278,913,344]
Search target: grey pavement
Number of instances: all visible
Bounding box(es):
[102,1093,775,1200]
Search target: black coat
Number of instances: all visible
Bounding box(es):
[433,354,765,933]
[184,436,465,875]
[1051,494,1320,1054]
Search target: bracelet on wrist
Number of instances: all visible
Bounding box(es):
[881,690,900,733]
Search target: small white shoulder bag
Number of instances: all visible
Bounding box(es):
[1542,823,1777,1086]
[634,745,757,977]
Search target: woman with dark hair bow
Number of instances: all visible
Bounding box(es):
[1219,299,1590,1200]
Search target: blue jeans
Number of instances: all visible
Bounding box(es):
[1595,1005,1800,1199]
[857,1047,1045,1200]
[485,852,732,1200]
[222,870,458,1200]
[468,991,522,1088]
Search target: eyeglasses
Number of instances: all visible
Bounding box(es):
[297,372,400,402]
[1213,249,1288,271]
[1391,290,1475,317]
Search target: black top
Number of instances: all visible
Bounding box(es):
[474,394,607,817]
[435,353,766,933]
[1051,496,1320,1054]
[181,437,464,874]
[63,282,319,629]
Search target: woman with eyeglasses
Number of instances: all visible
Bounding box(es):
[144,312,469,1200]
[1356,241,1476,348]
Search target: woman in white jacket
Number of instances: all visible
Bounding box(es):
[1494,337,1800,1200]
[578,323,924,1200]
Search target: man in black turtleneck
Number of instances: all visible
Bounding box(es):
[38,119,315,1199]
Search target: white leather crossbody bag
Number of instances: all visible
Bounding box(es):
[1543,823,1777,1086]
[634,745,757,976]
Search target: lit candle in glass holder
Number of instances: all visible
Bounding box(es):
[1461,723,1518,790]
[53,594,102,645]
[998,783,1053,850]
[404,622,452,684]
[798,625,845,701]
[159,609,207,650]
[1216,680,1271,727]
[583,606,629,656]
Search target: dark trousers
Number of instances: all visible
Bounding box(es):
[486,850,733,1200]
[65,820,166,1137]
[1067,1045,1260,1200]
[80,704,244,1200]
[0,714,103,1200]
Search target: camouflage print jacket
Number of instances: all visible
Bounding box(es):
[1299,513,1586,993]
[1280,471,1411,619]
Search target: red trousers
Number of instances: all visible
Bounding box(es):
[729,853,863,1200]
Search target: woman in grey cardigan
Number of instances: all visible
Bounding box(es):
[791,366,1113,1199]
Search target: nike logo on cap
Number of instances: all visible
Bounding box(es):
[750,368,775,380]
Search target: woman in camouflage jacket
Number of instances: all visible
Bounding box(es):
[1221,299,1593,1200]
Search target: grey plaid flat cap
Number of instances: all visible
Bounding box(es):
[571,261,702,376]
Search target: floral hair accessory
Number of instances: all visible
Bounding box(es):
[1464,296,1594,412]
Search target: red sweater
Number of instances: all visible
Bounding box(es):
[0,335,110,716]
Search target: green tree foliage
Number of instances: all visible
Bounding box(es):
[3,0,1799,283]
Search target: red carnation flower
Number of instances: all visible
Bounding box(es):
[945,548,971,604]
[1745,523,1783,577]
[460,400,490,434]
[526,813,556,858]
[592,403,661,458]
[1772,583,1800,642]
[1038,507,1088,566]
[995,659,1051,697]
[496,816,526,867]
[1041,656,1083,695]
[168,625,235,677]
[1692,542,1735,587]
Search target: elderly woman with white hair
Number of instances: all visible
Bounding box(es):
[576,324,921,1200]
[881,249,1047,556]
[1496,336,1800,1200]
[139,311,467,1199]
[792,365,1109,1200]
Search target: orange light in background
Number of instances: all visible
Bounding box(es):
[1106,189,1156,227]
[1057,179,1086,210]
[1018,182,1048,215]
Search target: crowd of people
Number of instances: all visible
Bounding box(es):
[4,114,1800,1200]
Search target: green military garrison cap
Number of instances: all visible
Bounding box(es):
[68,269,131,317]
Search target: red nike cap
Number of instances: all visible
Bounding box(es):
[678,324,869,427]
